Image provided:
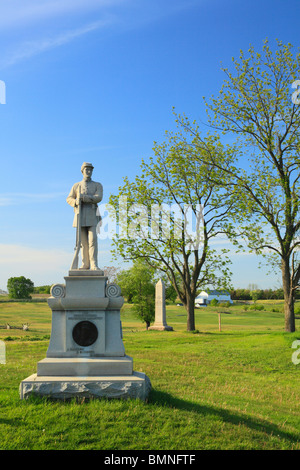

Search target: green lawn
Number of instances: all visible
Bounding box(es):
[0,300,299,450]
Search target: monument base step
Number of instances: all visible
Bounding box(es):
[20,372,151,401]
[37,355,133,377]
[148,325,173,331]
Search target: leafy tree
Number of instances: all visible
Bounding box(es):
[182,39,300,332]
[7,276,34,299]
[250,290,260,304]
[33,285,51,294]
[117,268,137,303]
[165,283,177,303]
[109,124,236,331]
[117,260,155,328]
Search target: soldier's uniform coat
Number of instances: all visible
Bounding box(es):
[67,180,103,227]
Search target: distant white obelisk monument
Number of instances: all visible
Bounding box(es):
[149,279,173,331]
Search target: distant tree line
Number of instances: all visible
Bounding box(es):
[230,288,300,301]
[33,285,51,294]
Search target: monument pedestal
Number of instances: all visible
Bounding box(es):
[20,271,151,401]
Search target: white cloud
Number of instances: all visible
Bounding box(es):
[0,0,125,67]
[0,244,69,266]
[0,0,200,68]
[0,192,65,206]
[2,19,114,67]
[0,243,114,289]
[0,197,14,207]
[0,0,124,30]
[0,244,71,288]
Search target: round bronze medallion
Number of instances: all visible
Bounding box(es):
[72,321,98,347]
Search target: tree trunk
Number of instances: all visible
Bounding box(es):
[185,293,196,331]
[282,259,296,333]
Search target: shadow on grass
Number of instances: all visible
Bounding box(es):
[149,389,299,445]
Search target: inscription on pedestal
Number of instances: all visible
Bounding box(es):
[66,311,105,356]
[68,313,103,320]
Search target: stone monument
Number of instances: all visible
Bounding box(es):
[149,279,173,331]
[20,163,151,401]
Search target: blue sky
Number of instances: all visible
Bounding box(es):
[0,0,299,290]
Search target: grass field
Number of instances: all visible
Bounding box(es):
[0,299,299,450]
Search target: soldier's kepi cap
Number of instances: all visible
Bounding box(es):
[81,162,94,171]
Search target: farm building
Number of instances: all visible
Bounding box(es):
[195,290,233,306]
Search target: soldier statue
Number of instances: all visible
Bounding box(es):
[67,162,103,270]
